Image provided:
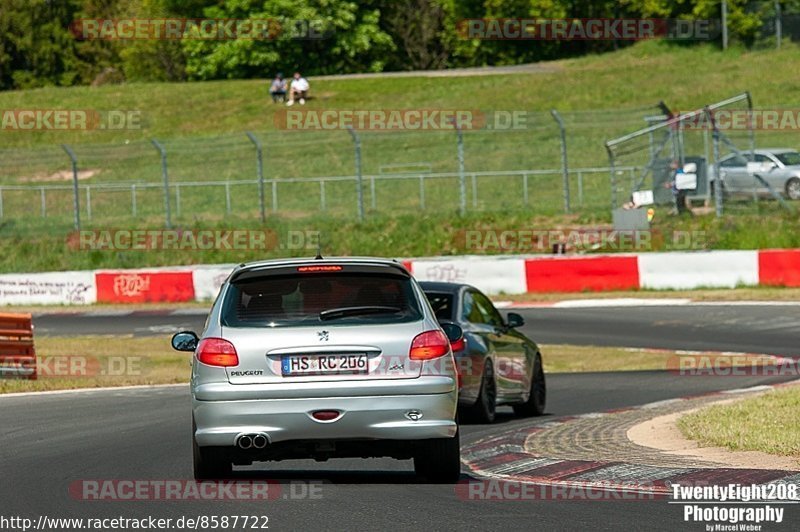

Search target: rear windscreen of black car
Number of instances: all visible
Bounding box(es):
[424,292,454,322]
[221,271,423,327]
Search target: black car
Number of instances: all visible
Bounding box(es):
[419,281,546,423]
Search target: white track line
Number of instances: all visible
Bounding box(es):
[0,383,186,399]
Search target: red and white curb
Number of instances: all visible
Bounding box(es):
[2,248,800,306]
[461,381,800,494]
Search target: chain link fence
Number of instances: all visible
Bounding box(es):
[1,99,795,230]
[0,104,659,230]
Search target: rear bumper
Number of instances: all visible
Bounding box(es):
[193,375,455,401]
[192,378,458,447]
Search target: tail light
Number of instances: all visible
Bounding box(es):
[409,330,450,360]
[450,336,466,352]
[196,337,239,367]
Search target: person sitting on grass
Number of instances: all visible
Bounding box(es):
[286,72,310,106]
[269,73,287,103]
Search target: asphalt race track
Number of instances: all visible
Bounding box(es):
[3,304,799,531]
[32,304,800,356]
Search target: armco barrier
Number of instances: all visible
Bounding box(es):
[637,250,759,290]
[0,313,36,379]
[0,271,96,305]
[96,270,195,303]
[524,255,639,293]
[0,249,799,305]
[410,257,527,294]
[758,249,800,287]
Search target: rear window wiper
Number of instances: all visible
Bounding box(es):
[319,306,402,321]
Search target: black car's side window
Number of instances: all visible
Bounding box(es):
[462,291,486,324]
[472,292,504,328]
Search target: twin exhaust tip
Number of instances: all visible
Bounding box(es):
[236,411,342,450]
[236,433,268,450]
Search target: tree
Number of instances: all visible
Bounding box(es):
[380,0,448,70]
[0,0,86,89]
[181,0,395,80]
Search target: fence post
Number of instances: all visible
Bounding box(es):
[61,144,80,230]
[577,171,584,206]
[550,109,570,213]
[605,144,617,211]
[419,175,425,209]
[86,186,91,220]
[346,127,364,221]
[721,0,728,50]
[776,1,782,49]
[320,180,326,211]
[225,182,231,215]
[150,139,172,229]
[745,92,758,204]
[712,128,723,217]
[453,122,466,215]
[245,132,266,223]
[522,173,529,206]
[272,180,278,212]
[370,175,376,210]
[131,184,137,217]
[471,173,478,208]
[40,187,46,218]
[705,106,723,218]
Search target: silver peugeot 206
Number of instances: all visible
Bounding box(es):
[171,257,462,482]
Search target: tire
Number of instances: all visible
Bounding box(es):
[513,353,546,417]
[192,419,232,480]
[786,178,800,200]
[463,360,496,424]
[414,428,461,483]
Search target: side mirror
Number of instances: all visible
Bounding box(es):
[439,321,465,352]
[171,331,199,352]
[506,312,525,329]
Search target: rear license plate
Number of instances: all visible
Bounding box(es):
[281,354,369,376]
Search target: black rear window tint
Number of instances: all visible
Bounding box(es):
[424,292,454,322]
[221,272,422,327]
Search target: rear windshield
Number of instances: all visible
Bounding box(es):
[424,292,454,322]
[221,271,423,327]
